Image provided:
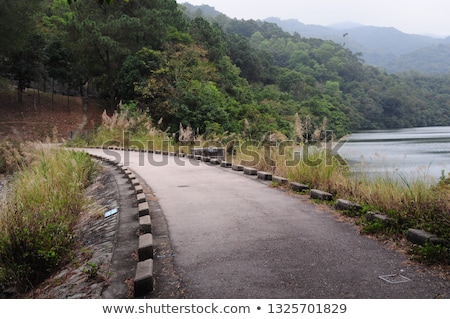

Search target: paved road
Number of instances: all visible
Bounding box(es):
[87,149,449,299]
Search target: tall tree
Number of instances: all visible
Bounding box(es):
[9,33,46,103]
[66,0,186,108]
[0,0,44,58]
[0,0,46,91]
[189,17,226,62]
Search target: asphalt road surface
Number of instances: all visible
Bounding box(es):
[86,149,449,299]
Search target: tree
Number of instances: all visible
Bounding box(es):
[66,0,186,108]
[9,33,46,103]
[68,0,129,4]
[44,39,70,106]
[0,0,46,88]
[227,34,262,83]
[189,17,226,62]
[136,43,218,131]
[0,0,44,58]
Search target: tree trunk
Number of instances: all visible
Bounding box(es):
[67,92,70,113]
[17,86,23,105]
[33,88,37,110]
[51,78,55,110]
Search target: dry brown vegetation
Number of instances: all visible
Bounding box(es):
[0,89,104,142]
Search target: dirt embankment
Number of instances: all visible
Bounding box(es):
[0,89,105,142]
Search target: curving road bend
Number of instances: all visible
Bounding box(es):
[85,149,449,299]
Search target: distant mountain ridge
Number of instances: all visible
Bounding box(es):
[266,17,450,74]
[180,3,450,75]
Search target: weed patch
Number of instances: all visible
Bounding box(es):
[410,243,450,264]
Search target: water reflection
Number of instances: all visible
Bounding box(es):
[339,126,450,182]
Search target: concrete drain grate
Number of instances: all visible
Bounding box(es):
[378,274,412,284]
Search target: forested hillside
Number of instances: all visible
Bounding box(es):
[265,17,450,75]
[1,0,450,142]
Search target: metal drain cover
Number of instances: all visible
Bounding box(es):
[379,274,412,284]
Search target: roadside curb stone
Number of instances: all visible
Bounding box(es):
[406,228,447,246]
[243,167,257,175]
[290,182,310,192]
[366,212,395,224]
[138,233,154,261]
[272,176,289,186]
[335,199,362,213]
[134,259,153,296]
[257,171,272,181]
[310,189,333,201]
[90,154,155,297]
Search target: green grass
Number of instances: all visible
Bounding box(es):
[0,144,98,292]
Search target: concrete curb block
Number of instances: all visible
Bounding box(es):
[243,167,257,175]
[257,171,272,181]
[138,202,150,217]
[366,212,395,224]
[138,233,153,261]
[220,161,232,168]
[130,178,140,187]
[134,259,153,296]
[310,189,333,201]
[272,176,289,186]
[210,159,220,165]
[335,199,362,213]
[134,185,143,194]
[290,182,310,193]
[136,193,146,204]
[88,154,154,297]
[406,228,447,246]
[232,164,244,171]
[139,215,152,234]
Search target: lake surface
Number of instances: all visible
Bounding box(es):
[338,126,450,182]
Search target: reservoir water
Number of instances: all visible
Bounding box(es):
[338,126,450,183]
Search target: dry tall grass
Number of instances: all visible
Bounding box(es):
[0,144,98,292]
[88,107,168,150]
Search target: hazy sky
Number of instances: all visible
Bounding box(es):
[177,0,450,37]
